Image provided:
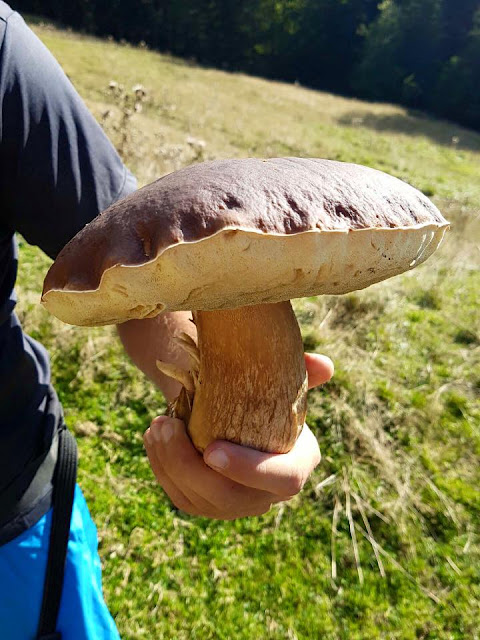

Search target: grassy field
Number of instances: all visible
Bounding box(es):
[15,19,480,639]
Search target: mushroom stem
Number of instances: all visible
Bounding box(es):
[187,301,307,453]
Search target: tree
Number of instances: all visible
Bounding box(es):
[292,0,379,93]
[434,7,480,129]
[354,0,443,107]
[13,0,480,131]
[441,0,479,60]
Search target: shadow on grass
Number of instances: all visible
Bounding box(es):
[337,110,480,153]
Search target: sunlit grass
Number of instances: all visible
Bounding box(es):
[14,19,480,639]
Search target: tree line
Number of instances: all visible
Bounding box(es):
[17,0,480,131]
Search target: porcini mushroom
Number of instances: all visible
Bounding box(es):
[41,158,449,453]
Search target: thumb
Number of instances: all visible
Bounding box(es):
[203,425,320,496]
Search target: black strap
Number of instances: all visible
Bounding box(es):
[0,432,58,530]
[37,428,78,640]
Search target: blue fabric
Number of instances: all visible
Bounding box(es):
[0,485,120,640]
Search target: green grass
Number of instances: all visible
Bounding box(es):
[14,19,480,639]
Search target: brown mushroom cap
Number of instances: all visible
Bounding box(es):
[42,158,449,326]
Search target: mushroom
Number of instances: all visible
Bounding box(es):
[41,158,449,453]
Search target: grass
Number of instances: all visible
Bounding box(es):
[14,18,480,639]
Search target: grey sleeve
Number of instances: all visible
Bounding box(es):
[0,10,136,259]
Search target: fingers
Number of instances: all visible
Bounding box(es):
[144,417,226,515]
[144,436,197,514]
[144,417,277,519]
[143,345,332,520]
[203,424,321,496]
[304,353,334,389]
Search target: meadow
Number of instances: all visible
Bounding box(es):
[16,18,480,639]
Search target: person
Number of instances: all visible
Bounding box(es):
[0,3,334,638]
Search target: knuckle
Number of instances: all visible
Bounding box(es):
[212,500,238,521]
[250,502,272,517]
[162,442,190,473]
[304,429,321,468]
[158,484,192,513]
[169,495,195,515]
[285,472,306,496]
[143,430,152,448]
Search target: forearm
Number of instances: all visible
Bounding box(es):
[117,311,196,403]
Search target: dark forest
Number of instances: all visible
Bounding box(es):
[15,0,480,130]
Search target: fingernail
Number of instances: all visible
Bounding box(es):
[144,428,153,445]
[151,420,174,444]
[205,448,229,470]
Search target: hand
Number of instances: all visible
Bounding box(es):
[144,353,334,520]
